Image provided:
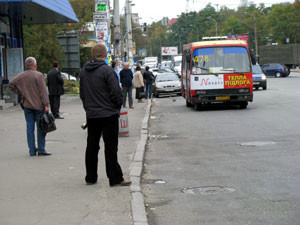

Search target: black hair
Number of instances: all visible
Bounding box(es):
[136,66,141,71]
[53,61,59,68]
[145,66,149,71]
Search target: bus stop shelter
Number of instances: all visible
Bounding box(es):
[0,0,78,102]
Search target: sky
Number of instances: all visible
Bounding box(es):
[119,0,295,24]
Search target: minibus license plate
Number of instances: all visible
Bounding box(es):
[216,96,230,100]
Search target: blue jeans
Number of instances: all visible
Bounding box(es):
[24,107,46,155]
[145,81,152,99]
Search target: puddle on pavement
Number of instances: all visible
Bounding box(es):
[151,135,176,140]
[182,186,236,195]
[240,141,277,147]
[144,179,167,184]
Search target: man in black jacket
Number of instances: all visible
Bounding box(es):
[47,61,64,119]
[80,44,131,186]
[120,63,134,108]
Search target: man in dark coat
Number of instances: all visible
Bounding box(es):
[47,61,64,119]
[80,43,131,186]
[120,63,134,108]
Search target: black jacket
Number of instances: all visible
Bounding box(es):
[47,68,64,95]
[143,71,154,82]
[80,59,123,119]
[120,68,133,87]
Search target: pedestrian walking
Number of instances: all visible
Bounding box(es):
[8,57,52,156]
[47,61,64,119]
[120,63,134,109]
[143,66,155,99]
[111,60,120,83]
[79,44,131,186]
[134,66,144,103]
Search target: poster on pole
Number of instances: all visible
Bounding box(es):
[96,22,108,42]
[161,46,178,56]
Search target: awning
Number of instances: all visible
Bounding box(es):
[0,0,79,24]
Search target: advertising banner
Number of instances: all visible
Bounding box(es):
[161,46,178,56]
[96,22,108,42]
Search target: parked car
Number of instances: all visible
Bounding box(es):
[61,72,77,81]
[261,63,289,77]
[152,73,181,97]
[252,64,267,90]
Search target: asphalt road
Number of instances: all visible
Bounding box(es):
[142,73,300,225]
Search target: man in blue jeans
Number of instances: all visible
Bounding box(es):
[143,66,154,99]
[9,57,51,156]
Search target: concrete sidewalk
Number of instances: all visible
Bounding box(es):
[0,95,147,225]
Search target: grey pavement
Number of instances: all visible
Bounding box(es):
[142,73,300,225]
[0,95,147,225]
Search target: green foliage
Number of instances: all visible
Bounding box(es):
[141,0,300,57]
[64,80,80,95]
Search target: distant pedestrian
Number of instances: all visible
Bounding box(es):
[120,63,134,109]
[111,60,120,83]
[80,44,131,186]
[9,57,52,156]
[143,66,155,99]
[47,61,64,119]
[134,66,144,103]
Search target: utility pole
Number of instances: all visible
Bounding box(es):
[113,0,121,60]
[94,0,111,63]
[125,0,134,64]
[245,12,259,62]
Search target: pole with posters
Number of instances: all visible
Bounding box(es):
[94,0,111,64]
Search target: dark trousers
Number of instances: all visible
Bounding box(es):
[49,95,61,117]
[85,115,124,185]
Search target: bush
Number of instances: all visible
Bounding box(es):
[64,80,80,95]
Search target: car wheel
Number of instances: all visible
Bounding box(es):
[255,87,259,90]
[263,86,267,90]
[194,103,202,111]
[239,102,248,109]
[275,72,281,78]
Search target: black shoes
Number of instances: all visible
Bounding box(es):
[38,151,52,156]
[55,116,64,119]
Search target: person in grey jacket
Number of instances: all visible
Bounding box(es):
[80,44,131,186]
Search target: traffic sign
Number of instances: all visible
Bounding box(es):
[93,12,107,21]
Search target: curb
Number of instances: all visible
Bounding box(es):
[130,99,152,225]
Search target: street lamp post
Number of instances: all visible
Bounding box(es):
[207,16,218,36]
[245,12,259,63]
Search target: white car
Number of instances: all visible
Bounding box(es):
[61,72,77,81]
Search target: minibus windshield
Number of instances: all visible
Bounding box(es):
[192,47,251,74]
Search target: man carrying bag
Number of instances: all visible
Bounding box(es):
[9,57,52,156]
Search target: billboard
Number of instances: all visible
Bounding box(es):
[161,46,178,56]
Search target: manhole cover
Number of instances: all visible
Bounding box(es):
[240,142,277,147]
[182,186,236,195]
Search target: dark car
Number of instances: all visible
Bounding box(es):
[261,63,289,77]
[152,74,181,97]
[252,64,267,90]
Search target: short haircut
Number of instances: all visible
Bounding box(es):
[92,44,107,58]
[53,61,59,68]
[145,66,149,71]
[136,66,141,71]
[25,57,36,69]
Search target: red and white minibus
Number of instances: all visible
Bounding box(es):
[182,38,253,110]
